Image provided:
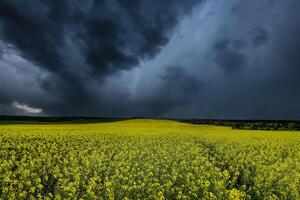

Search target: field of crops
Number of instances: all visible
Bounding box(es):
[0,119,300,199]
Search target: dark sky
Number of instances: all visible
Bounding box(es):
[0,0,300,119]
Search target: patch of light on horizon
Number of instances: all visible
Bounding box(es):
[13,102,42,114]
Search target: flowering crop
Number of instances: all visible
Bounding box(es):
[0,119,299,199]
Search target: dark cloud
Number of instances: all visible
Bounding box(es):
[214,38,230,50]
[0,41,7,59]
[212,26,269,74]
[250,26,269,46]
[201,0,300,119]
[160,66,202,93]
[139,65,203,116]
[232,39,248,50]
[1,0,300,119]
[0,0,199,116]
[214,49,246,73]
[0,95,10,105]
[130,0,300,119]
[0,0,197,76]
[213,39,246,73]
[0,47,3,59]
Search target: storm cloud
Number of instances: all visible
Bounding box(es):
[0,0,198,116]
[213,38,246,73]
[135,65,203,116]
[0,0,197,76]
[250,26,269,46]
[1,0,300,119]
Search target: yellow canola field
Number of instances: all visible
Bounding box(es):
[0,119,300,199]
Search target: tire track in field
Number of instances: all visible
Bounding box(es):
[194,138,258,198]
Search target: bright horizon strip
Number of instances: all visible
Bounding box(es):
[13,102,42,114]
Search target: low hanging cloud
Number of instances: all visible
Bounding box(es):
[13,102,42,114]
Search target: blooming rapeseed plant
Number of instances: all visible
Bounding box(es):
[0,119,299,199]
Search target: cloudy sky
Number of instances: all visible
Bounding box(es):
[0,0,300,119]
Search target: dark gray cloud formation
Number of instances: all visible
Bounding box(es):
[136,65,203,116]
[130,0,300,119]
[0,0,197,75]
[213,38,246,73]
[250,26,269,46]
[0,0,198,116]
[1,0,300,119]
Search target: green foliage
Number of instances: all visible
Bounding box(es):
[0,120,299,199]
[181,119,300,131]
